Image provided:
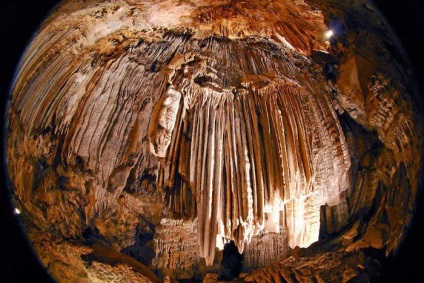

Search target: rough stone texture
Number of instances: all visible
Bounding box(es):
[242,251,373,283]
[152,218,201,279]
[6,0,423,281]
[243,231,290,269]
[27,226,160,283]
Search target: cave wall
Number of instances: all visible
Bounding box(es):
[5,0,423,281]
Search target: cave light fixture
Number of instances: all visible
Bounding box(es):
[325,29,334,39]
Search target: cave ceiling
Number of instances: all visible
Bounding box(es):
[5,0,423,282]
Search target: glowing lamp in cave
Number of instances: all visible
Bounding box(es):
[325,29,334,38]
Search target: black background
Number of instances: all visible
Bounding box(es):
[0,1,423,282]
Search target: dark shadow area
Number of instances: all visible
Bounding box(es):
[219,240,243,281]
[121,220,156,267]
[372,0,424,282]
[0,1,60,282]
[376,182,424,283]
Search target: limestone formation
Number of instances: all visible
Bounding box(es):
[6,0,423,281]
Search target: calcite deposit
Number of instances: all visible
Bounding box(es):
[6,0,423,282]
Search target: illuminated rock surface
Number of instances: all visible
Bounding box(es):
[6,0,423,281]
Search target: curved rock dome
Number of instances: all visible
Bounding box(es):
[5,0,423,281]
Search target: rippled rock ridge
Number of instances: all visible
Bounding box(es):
[6,0,423,281]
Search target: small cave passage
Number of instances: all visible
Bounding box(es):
[219,241,243,281]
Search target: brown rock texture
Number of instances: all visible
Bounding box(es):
[6,0,423,281]
[27,227,160,282]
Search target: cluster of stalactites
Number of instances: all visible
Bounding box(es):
[7,0,350,262]
[149,75,351,265]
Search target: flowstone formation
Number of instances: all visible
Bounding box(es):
[6,0,423,281]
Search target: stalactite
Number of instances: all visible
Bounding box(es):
[9,15,351,264]
[6,0,422,281]
[147,37,352,264]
